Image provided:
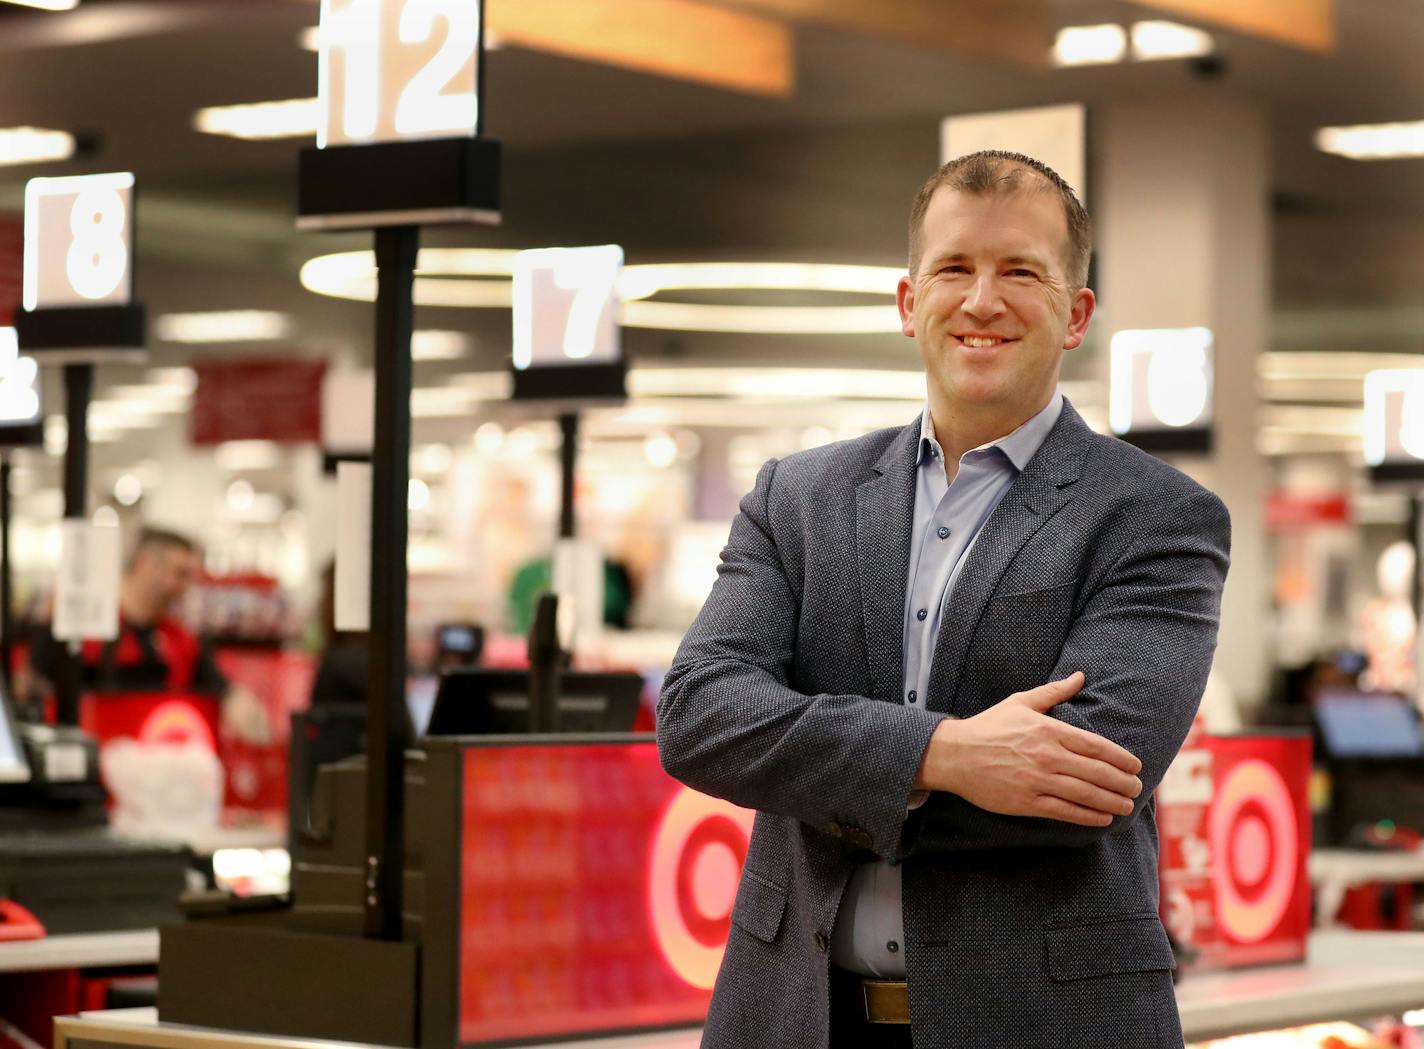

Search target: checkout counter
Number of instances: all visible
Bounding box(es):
[17,663,1424,1049]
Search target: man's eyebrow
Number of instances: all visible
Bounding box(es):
[1004,255,1048,269]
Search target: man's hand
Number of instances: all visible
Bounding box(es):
[221,685,272,746]
[913,672,1144,827]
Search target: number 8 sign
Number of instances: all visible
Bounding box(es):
[23,173,135,311]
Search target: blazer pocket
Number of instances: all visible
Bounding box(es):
[992,578,1079,604]
[1043,914,1175,982]
[730,871,788,944]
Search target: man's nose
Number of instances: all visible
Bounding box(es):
[962,274,1005,319]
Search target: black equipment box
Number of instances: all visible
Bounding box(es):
[0,831,190,933]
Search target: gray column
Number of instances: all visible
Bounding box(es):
[1095,91,1272,710]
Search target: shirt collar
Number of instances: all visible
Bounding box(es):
[916,392,1064,471]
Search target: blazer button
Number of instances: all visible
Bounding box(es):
[827,822,845,839]
[815,931,830,952]
[847,829,873,851]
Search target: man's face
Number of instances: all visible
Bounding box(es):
[898,185,1094,421]
[133,545,197,614]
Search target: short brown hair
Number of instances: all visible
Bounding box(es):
[128,526,197,568]
[907,150,1091,289]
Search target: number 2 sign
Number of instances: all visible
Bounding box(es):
[318,0,482,148]
[23,172,135,311]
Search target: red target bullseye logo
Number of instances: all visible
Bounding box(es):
[138,700,216,752]
[1209,759,1298,944]
[648,788,755,989]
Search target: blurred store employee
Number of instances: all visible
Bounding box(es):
[31,527,269,743]
[657,152,1231,1049]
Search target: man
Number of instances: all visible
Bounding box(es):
[31,527,268,743]
[657,150,1230,1048]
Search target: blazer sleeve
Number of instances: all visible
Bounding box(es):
[658,458,945,859]
[900,486,1231,856]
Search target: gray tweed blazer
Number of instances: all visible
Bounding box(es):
[658,399,1230,1049]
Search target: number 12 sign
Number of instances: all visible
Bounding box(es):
[318,0,482,148]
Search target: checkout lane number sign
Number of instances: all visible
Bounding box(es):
[23,172,135,311]
[512,245,624,371]
[317,0,481,148]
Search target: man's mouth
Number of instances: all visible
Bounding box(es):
[955,334,1016,348]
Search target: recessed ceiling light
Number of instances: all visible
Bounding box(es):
[155,310,293,343]
[193,99,318,141]
[1315,121,1424,160]
[1052,24,1127,67]
[1130,21,1214,61]
[0,126,75,167]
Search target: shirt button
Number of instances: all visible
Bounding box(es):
[937,526,950,539]
[887,941,900,954]
[916,608,927,621]
[907,690,917,704]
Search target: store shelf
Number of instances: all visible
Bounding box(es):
[0,929,158,973]
[51,931,1424,1049]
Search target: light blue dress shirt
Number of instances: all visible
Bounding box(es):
[829,393,1064,978]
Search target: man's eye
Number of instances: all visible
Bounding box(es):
[1007,269,1036,278]
[942,265,969,275]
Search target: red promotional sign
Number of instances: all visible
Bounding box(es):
[190,360,326,445]
[460,743,751,1044]
[1265,491,1351,530]
[1158,723,1312,970]
[0,214,19,326]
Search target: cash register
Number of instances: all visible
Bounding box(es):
[0,679,189,934]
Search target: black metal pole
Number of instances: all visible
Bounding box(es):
[1410,492,1423,623]
[364,224,417,942]
[558,412,577,540]
[0,455,12,697]
[55,363,93,726]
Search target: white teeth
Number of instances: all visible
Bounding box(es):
[962,336,1005,347]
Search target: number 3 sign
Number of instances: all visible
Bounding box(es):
[318,0,482,148]
[23,172,135,311]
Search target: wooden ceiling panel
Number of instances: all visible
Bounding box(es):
[1121,0,1335,53]
[487,0,795,99]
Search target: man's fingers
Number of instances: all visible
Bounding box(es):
[1012,671,1085,713]
[1041,774,1136,818]
[1029,795,1114,828]
[1060,724,1142,774]
[1056,752,1142,800]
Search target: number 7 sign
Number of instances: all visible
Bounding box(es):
[513,246,624,371]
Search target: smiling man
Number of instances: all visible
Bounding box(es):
[658,150,1231,1048]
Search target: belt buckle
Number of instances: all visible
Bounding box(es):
[861,978,910,1025]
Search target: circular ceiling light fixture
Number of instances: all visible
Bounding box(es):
[299,250,904,335]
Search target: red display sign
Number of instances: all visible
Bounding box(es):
[1158,723,1313,969]
[190,360,326,445]
[459,743,752,1044]
[0,213,20,326]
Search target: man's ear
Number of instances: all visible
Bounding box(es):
[1063,286,1096,351]
[897,275,916,339]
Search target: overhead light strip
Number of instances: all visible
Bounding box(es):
[0,126,75,167]
[193,99,319,141]
[1316,121,1424,160]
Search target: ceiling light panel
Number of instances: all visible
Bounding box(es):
[0,126,75,167]
[1052,24,1127,67]
[193,99,319,141]
[1315,121,1424,160]
[155,310,292,343]
[1130,21,1214,61]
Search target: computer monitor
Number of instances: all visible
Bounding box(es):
[424,668,644,736]
[1314,690,1423,759]
[0,677,31,783]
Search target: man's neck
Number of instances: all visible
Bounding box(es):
[927,395,1048,480]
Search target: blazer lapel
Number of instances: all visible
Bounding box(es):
[854,419,920,703]
[925,402,1092,715]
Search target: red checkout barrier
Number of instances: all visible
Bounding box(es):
[447,740,751,1045]
[1158,721,1313,970]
